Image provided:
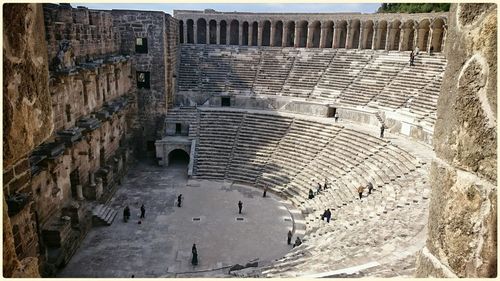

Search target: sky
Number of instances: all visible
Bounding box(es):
[74,3,381,15]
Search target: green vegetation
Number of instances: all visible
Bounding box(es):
[377,3,450,13]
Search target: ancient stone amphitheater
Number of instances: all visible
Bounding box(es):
[2,3,496,278]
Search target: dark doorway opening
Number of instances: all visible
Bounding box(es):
[221,96,231,107]
[175,123,182,135]
[70,169,80,199]
[168,149,189,167]
[147,140,155,152]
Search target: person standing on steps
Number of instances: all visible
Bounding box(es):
[308,189,314,199]
[380,124,385,138]
[177,194,182,207]
[410,51,415,66]
[123,206,131,222]
[238,200,243,214]
[323,178,328,190]
[287,230,293,245]
[140,204,145,219]
[366,182,373,195]
[191,244,198,266]
[334,112,339,122]
[357,185,365,200]
[326,209,332,223]
[317,182,322,195]
[263,186,268,197]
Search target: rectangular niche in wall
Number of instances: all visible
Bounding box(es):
[135,38,148,53]
[137,71,150,89]
[221,96,231,107]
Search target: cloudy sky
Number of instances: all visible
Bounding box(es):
[74,3,381,15]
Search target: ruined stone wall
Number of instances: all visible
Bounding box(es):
[166,15,179,110]
[111,10,178,155]
[415,3,497,278]
[43,4,120,66]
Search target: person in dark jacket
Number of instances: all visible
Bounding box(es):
[287,230,293,245]
[238,201,243,214]
[191,244,198,265]
[140,204,145,219]
[308,189,314,199]
[123,206,131,222]
[177,194,182,207]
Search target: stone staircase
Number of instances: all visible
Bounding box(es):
[92,204,118,226]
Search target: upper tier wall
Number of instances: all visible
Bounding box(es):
[174,10,448,53]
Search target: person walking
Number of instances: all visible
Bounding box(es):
[123,206,131,222]
[317,182,322,194]
[308,189,314,199]
[326,209,332,223]
[191,244,198,266]
[357,185,365,200]
[287,230,293,245]
[177,194,182,207]
[410,51,415,66]
[334,112,339,122]
[263,186,268,197]
[140,204,145,219]
[238,200,243,214]
[323,178,328,190]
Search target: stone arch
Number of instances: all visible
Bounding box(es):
[274,20,284,47]
[298,20,308,47]
[262,20,271,46]
[186,19,194,44]
[401,20,415,51]
[285,21,295,47]
[230,20,239,45]
[349,19,361,49]
[375,20,387,50]
[430,18,446,52]
[179,20,184,43]
[242,22,249,45]
[388,19,401,50]
[220,20,227,45]
[324,21,334,48]
[363,20,374,49]
[197,18,207,44]
[251,21,258,46]
[417,19,430,52]
[337,20,347,48]
[310,21,321,48]
[168,149,190,167]
[209,20,217,44]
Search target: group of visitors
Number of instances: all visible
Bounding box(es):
[321,209,332,223]
[287,230,302,248]
[123,204,146,223]
[357,182,374,200]
[308,179,330,199]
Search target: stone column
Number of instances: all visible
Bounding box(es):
[332,22,339,48]
[226,24,230,45]
[216,22,221,44]
[412,23,419,51]
[398,24,405,51]
[371,22,378,49]
[385,23,392,50]
[282,22,289,47]
[238,22,243,45]
[306,25,314,48]
[248,23,253,46]
[206,22,210,44]
[358,21,365,49]
[183,22,188,44]
[345,21,352,49]
[319,23,327,48]
[257,21,263,46]
[193,23,198,44]
[270,21,276,46]
[294,21,300,47]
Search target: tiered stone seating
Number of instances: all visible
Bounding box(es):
[178,45,203,91]
[371,53,447,110]
[281,49,334,99]
[310,49,373,101]
[194,110,244,179]
[200,45,232,93]
[339,52,408,106]
[253,48,298,95]
[226,113,292,182]
[227,47,261,94]
[255,119,336,193]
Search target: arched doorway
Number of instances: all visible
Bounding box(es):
[209,20,217,44]
[311,21,321,48]
[187,19,194,44]
[376,20,388,50]
[179,20,184,43]
[262,20,271,46]
[168,149,190,167]
[401,20,415,51]
[389,20,401,50]
[230,20,239,45]
[350,19,360,49]
[220,20,227,44]
[324,21,334,48]
[363,20,374,49]
[274,21,283,47]
[298,20,308,47]
[285,21,295,47]
[430,18,445,52]
[242,22,249,45]
[336,20,347,48]
[197,18,207,44]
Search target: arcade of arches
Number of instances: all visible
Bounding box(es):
[178,17,446,52]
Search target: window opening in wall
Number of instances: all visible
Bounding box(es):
[135,37,148,53]
[175,123,182,135]
[70,169,80,199]
[137,71,150,89]
[147,140,155,151]
[221,96,231,107]
[100,148,105,167]
[66,104,72,122]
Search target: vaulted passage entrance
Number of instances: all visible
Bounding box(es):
[168,149,189,167]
